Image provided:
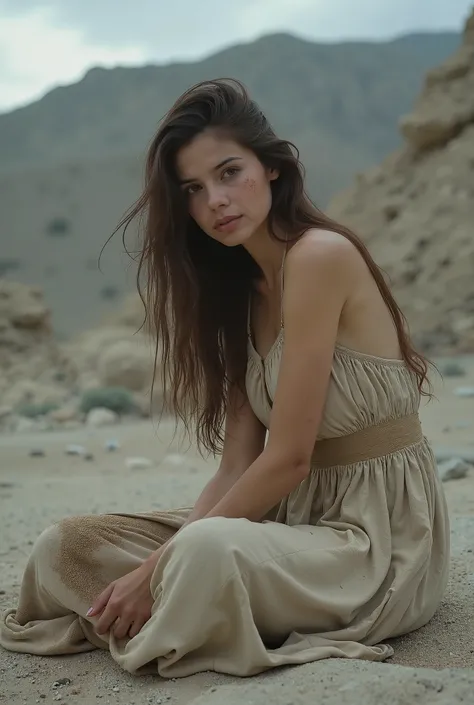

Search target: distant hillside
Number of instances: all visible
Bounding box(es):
[0,30,461,337]
[0,153,144,339]
[329,10,474,355]
[0,31,459,180]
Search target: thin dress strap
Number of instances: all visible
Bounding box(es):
[280,241,288,328]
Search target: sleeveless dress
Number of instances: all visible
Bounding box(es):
[0,292,450,677]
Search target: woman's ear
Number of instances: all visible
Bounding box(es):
[268,167,280,181]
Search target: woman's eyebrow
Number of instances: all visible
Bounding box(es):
[179,157,243,186]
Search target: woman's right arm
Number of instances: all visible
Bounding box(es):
[143,384,266,568]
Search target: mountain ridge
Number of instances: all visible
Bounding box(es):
[0,28,462,337]
[0,30,459,171]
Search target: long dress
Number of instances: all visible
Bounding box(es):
[0,333,450,678]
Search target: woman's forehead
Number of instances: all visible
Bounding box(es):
[176,133,248,178]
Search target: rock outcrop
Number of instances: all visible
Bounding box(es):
[328,9,474,355]
[0,281,160,428]
[0,280,76,409]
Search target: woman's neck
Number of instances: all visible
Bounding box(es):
[244,229,288,291]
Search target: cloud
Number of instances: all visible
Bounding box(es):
[0,0,471,111]
[1,0,471,48]
[234,0,314,35]
[0,6,147,111]
[296,0,473,39]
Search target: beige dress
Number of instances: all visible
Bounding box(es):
[0,333,450,678]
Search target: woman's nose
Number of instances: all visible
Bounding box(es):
[207,185,230,210]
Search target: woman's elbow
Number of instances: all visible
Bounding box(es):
[265,446,312,481]
[291,458,312,480]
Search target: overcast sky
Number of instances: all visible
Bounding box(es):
[0,0,472,113]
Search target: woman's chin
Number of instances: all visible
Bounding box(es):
[215,229,254,248]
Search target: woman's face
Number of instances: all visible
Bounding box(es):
[175,130,279,246]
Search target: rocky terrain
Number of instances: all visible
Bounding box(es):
[0,280,76,413]
[0,11,473,435]
[1,12,474,704]
[329,9,474,356]
[0,358,473,705]
[0,280,160,434]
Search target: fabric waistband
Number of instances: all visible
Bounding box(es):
[311,413,423,468]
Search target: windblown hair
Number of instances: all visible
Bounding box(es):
[114,78,431,455]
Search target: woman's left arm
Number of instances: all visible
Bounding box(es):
[205,233,355,522]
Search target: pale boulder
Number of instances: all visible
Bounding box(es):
[3,379,67,409]
[125,456,154,470]
[86,407,119,427]
[50,405,80,423]
[97,339,153,391]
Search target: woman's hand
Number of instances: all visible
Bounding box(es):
[87,553,161,640]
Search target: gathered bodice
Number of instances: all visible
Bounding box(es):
[245,330,420,440]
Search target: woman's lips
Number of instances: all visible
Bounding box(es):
[215,215,243,232]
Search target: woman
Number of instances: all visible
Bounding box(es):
[1,79,449,678]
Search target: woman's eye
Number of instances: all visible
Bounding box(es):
[222,167,239,178]
[183,168,238,195]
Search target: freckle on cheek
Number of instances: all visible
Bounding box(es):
[244,178,257,191]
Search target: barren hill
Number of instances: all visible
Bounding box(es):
[0,31,459,174]
[329,10,474,356]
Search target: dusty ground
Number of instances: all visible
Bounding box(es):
[0,356,473,705]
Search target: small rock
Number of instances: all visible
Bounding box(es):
[86,407,119,427]
[105,438,120,451]
[163,453,186,466]
[65,444,86,456]
[441,362,466,377]
[50,406,79,423]
[452,317,474,334]
[15,417,39,433]
[60,419,83,430]
[438,457,471,482]
[52,678,71,687]
[36,416,56,432]
[454,386,474,398]
[125,456,154,470]
[29,449,45,457]
[84,453,95,461]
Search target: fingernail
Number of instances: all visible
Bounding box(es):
[86,608,93,616]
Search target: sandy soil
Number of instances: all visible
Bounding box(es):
[0,356,473,705]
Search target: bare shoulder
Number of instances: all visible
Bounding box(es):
[285,229,361,289]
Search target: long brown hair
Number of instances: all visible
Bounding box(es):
[115,78,431,455]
